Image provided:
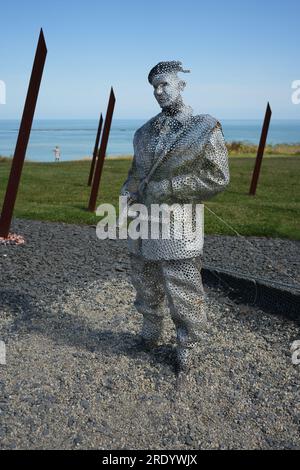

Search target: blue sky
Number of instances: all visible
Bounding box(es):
[0,0,300,119]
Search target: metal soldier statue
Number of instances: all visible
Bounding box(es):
[120,61,230,374]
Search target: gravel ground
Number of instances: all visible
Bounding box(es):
[0,218,299,450]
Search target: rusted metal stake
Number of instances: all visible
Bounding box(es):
[88,88,115,212]
[249,102,272,196]
[88,112,103,186]
[0,29,47,237]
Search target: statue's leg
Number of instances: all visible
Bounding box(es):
[161,256,208,371]
[129,253,165,346]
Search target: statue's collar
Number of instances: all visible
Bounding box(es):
[160,104,193,124]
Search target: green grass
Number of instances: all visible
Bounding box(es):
[0,154,299,239]
[226,142,300,155]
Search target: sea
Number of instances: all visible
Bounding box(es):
[0,119,299,162]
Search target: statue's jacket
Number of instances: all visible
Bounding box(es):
[120,107,230,261]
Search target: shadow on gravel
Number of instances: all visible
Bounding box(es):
[0,289,176,372]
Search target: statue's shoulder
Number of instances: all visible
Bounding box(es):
[192,113,220,129]
[134,113,161,140]
[189,114,223,143]
[185,114,223,149]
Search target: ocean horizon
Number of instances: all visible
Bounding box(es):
[0,118,300,162]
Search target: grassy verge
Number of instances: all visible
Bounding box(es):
[0,155,299,239]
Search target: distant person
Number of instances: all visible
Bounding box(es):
[53,145,61,162]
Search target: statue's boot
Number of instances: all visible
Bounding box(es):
[139,316,164,350]
[175,343,195,375]
[172,344,196,392]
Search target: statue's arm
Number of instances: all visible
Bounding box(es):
[120,132,140,199]
[147,123,230,202]
[171,123,230,200]
[120,155,140,198]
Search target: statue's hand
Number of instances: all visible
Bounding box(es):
[128,191,139,205]
[137,177,149,198]
[120,189,139,204]
[145,180,172,205]
[137,179,172,204]
[117,191,140,225]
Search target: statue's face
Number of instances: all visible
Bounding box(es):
[152,73,184,109]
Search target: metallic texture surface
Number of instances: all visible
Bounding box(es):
[120,61,230,368]
[88,88,115,212]
[0,29,47,238]
[121,108,230,260]
[129,253,208,349]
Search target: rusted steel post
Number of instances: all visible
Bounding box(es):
[88,88,115,212]
[249,102,272,196]
[88,112,103,186]
[0,29,47,237]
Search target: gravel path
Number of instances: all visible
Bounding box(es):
[0,218,299,450]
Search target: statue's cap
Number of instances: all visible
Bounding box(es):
[148,61,190,84]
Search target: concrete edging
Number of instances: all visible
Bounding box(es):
[202,266,300,319]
